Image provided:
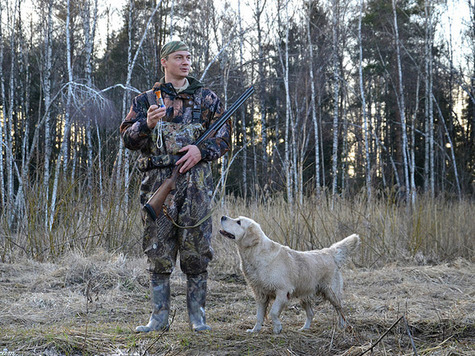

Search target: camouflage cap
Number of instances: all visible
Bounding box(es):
[160,41,190,59]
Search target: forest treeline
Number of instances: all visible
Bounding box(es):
[0,0,474,232]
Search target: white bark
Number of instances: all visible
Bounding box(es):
[424,0,435,196]
[392,0,410,202]
[49,0,75,230]
[0,0,6,209]
[410,75,420,207]
[255,0,268,183]
[358,0,371,200]
[82,0,98,191]
[42,0,54,206]
[307,5,321,196]
[282,1,293,205]
[6,0,18,221]
[331,0,340,208]
[239,0,247,199]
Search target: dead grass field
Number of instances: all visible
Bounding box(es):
[1,246,473,355]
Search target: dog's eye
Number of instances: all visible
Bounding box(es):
[237,220,241,225]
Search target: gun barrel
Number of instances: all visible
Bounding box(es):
[195,85,254,146]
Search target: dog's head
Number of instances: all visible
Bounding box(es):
[219,216,262,248]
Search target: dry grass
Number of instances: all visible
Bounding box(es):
[0,250,473,355]
[0,194,474,354]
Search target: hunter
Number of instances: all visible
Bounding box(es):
[120,40,231,332]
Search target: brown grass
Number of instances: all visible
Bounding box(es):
[0,195,474,354]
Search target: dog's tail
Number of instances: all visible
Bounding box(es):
[329,234,360,267]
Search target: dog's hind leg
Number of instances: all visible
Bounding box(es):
[322,283,346,329]
[248,294,269,333]
[269,290,289,334]
[299,298,314,330]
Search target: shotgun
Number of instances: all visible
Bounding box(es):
[143,85,255,221]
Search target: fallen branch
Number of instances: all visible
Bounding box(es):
[358,315,418,356]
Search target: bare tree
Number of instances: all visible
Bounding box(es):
[0,0,6,210]
[42,0,54,223]
[330,0,340,207]
[307,1,321,196]
[392,0,410,202]
[358,0,371,200]
[424,0,435,196]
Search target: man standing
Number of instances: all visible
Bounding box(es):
[120,41,231,332]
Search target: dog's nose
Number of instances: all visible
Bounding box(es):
[221,216,227,222]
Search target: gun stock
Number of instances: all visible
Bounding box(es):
[144,86,254,221]
[143,164,181,220]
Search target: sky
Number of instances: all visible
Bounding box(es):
[11,0,472,67]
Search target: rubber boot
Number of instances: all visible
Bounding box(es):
[186,272,211,332]
[136,273,170,332]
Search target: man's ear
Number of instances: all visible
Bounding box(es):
[241,223,260,248]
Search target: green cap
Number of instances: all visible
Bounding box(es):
[160,41,190,59]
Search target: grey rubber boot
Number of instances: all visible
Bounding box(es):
[186,272,211,332]
[136,273,170,332]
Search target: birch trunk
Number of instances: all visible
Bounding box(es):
[82,0,98,191]
[331,0,340,208]
[424,0,435,196]
[358,0,371,200]
[282,2,293,205]
[6,0,18,222]
[392,0,410,202]
[42,0,54,220]
[255,0,268,186]
[410,75,420,206]
[239,0,247,199]
[49,0,75,230]
[307,6,321,196]
[0,1,6,209]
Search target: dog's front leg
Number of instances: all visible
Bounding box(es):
[247,296,269,333]
[269,291,288,334]
[299,298,314,330]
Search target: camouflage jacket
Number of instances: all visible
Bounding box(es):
[120,77,231,163]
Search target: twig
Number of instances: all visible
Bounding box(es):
[141,309,176,356]
[358,315,404,356]
[402,315,418,356]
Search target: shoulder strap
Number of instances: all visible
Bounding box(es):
[192,88,202,123]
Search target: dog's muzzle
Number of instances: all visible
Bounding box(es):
[220,216,235,239]
[219,229,235,239]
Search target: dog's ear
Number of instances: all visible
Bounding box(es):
[241,223,261,248]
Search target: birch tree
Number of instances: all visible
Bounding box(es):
[307,1,321,196]
[49,0,75,229]
[81,0,98,191]
[6,0,18,222]
[424,0,435,196]
[0,0,6,210]
[330,0,340,207]
[42,0,54,220]
[279,0,293,205]
[392,0,410,202]
[358,0,371,200]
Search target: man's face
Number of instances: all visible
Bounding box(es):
[161,50,191,79]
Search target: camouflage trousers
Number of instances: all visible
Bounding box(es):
[140,161,214,275]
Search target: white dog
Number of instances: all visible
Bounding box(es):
[220,215,360,334]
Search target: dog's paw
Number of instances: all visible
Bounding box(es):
[273,324,283,334]
[246,326,261,333]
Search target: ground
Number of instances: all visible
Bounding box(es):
[0,251,473,355]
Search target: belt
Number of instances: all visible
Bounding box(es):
[138,154,181,172]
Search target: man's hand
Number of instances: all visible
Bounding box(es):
[176,145,202,173]
[147,104,166,129]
